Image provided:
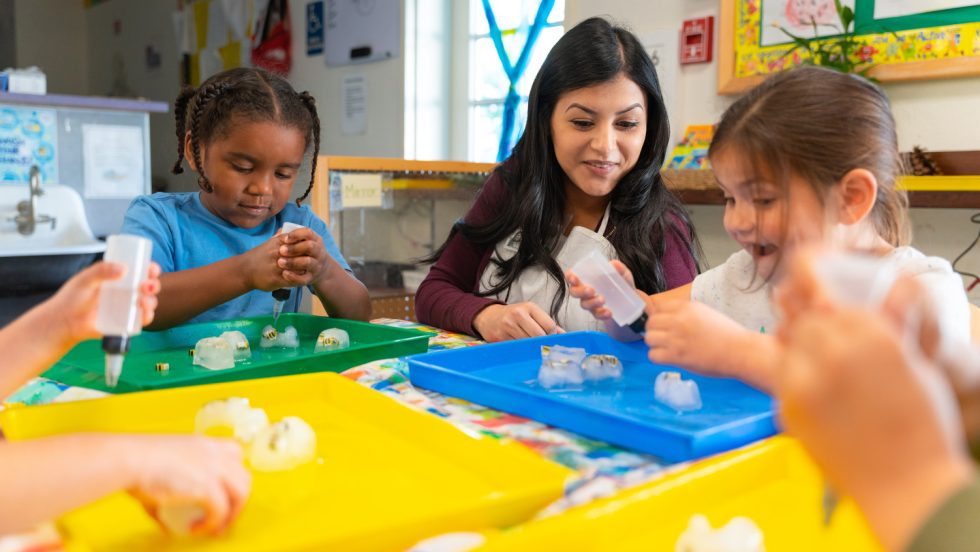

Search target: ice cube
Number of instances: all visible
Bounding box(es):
[219,330,252,361]
[280,326,299,348]
[655,371,702,412]
[259,325,300,349]
[315,328,350,352]
[192,337,235,370]
[195,397,269,443]
[675,514,765,552]
[538,345,586,388]
[582,354,623,382]
[248,416,317,472]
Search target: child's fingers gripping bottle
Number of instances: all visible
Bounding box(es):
[571,250,648,334]
[96,234,153,387]
[272,222,305,327]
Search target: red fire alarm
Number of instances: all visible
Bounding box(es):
[680,16,714,64]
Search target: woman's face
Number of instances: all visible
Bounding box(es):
[550,73,647,199]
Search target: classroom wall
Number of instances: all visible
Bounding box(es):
[13,0,89,95]
[566,0,980,302]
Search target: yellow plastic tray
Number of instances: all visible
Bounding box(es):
[0,373,574,551]
[476,436,882,551]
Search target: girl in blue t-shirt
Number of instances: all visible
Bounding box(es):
[123,67,370,329]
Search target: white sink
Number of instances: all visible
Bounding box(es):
[0,184,106,292]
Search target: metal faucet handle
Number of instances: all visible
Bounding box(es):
[35,214,56,230]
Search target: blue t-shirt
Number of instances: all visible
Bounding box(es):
[121,192,350,325]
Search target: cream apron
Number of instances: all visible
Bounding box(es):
[478,206,616,332]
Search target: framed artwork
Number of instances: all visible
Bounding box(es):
[718,0,980,94]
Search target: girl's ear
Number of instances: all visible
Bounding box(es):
[836,168,878,226]
[183,131,199,172]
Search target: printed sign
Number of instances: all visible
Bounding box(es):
[307,1,324,56]
[0,106,58,184]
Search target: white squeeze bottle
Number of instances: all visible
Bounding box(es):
[96,234,153,387]
[571,249,648,334]
[272,222,304,327]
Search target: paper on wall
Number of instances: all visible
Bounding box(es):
[82,124,145,199]
[875,0,978,19]
[342,74,367,136]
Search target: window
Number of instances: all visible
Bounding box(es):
[465,0,564,162]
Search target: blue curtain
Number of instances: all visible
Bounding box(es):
[482,0,555,162]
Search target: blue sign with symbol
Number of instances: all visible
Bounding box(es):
[307,1,324,56]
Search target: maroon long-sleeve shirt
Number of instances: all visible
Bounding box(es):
[415,170,698,336]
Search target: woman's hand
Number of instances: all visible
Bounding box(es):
[565,260,637,321]
[125,435,251,536]
[473,302,564,342]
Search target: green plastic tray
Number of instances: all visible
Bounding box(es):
[42,314,429,393]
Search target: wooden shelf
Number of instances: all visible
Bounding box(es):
[319,156,496,175]
[662,171,980,208]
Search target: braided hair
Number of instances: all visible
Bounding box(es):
[171,67,322,204]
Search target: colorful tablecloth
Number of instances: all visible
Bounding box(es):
[0,319,688,550]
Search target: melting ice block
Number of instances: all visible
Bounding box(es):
[655,371,702,412]
[315,328,350,352]
[675,514,765,552]
[192,337,236,370]
[259,325,300,349]
[219,330,252,361]
[195,397,269,443]
[538,345,586,388]
[248,416,318,472]
[582,354,623,382]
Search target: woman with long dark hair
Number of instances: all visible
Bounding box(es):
[416,17,699,342]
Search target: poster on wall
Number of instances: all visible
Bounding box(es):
[81,124,145,199]
[0,107,58,184]
[875,0,980,18]
[760,0,856,46]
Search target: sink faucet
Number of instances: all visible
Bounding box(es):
[13,165,56,235]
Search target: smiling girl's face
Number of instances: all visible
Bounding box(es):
[712,147,833,281]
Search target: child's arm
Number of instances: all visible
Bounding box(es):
[0,433,249,536]
[276,228,371,321]
[0,262,160,396]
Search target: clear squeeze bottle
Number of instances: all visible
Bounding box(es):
[272,223,304,327]
[571,250,648,334]
[96,234,152,387]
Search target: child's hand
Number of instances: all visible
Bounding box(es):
[777,306,972,552]
[277,227,337,287]
[126,435,251,536]
[44,261,161,343]
[473,302,564,342]
[565,260,637,321]
[644,300,751,377]
[239,235,298,292]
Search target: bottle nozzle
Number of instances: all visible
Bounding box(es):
[102,336,131,388]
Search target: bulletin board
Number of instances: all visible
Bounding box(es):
[718,0,980,94]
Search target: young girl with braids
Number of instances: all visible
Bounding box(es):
[122,67,369,328]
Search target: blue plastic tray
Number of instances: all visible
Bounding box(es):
[408,331,776,462]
